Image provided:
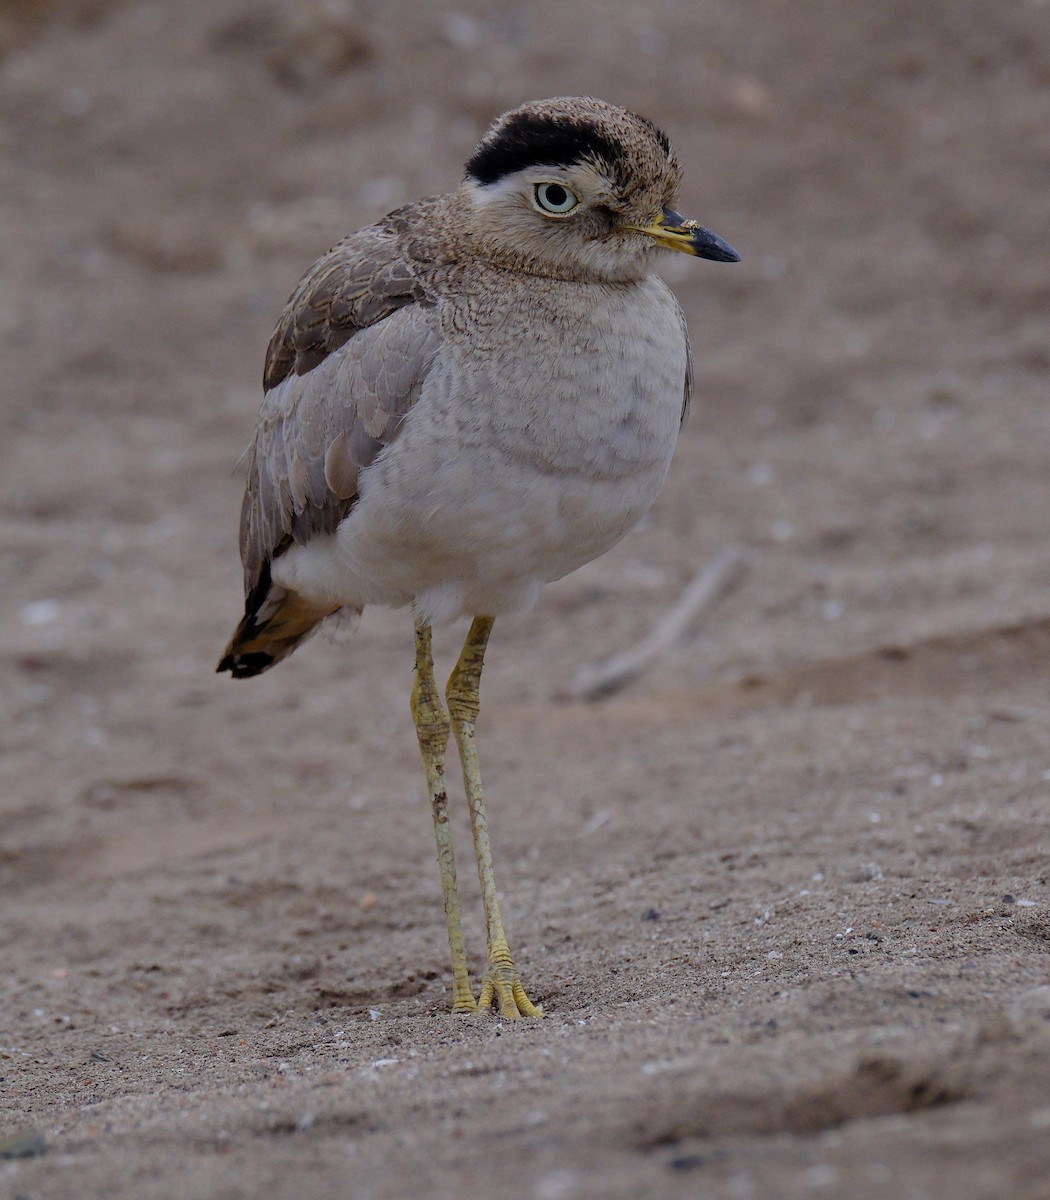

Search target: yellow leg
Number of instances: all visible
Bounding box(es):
[411,622,476,1014]
[446,616,542,1018]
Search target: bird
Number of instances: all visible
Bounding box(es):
[217,96,739,1018]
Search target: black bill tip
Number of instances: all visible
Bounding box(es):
[690,225,741,263]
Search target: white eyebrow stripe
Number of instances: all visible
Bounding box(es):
[465,170,575,208]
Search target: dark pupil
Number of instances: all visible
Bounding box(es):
[543,184,568,207]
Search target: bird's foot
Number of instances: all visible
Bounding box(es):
[475,941,543,1018]
[450,978,480,1015]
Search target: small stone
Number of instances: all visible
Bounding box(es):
[1008,985,1050,1025]
[0,1127,47,1159]
[726,76,772,120]
[667,1153,705,1171]
[20,599,63,627]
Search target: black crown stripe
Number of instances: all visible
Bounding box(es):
[639,116,672,157]
[467,112,631,186]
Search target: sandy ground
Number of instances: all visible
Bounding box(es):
[3,1,1050,1196]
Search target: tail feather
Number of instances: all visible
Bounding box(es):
[217,562,338,679]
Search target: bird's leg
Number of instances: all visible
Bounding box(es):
[446,616,542,1018]
[411,621,477,1014]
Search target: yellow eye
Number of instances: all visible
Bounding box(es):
[534,182,580,215]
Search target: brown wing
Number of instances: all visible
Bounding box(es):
[238,223,441,593]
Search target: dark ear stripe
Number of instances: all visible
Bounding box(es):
[466,112,625,186]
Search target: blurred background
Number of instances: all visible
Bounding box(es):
[3,2,1050,1194]
[3,0,1050,907]
[4,0,1050,960]
[5,0,1049,772]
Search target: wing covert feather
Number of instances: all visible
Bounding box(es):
[239,227,440,593]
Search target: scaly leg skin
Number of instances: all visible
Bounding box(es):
[411,622,477,1014]
[446,616,543,1018]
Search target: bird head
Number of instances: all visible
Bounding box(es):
[458,96,739,283]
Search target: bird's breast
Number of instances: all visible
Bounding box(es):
[330,273,691,619]
[439,273,688,482]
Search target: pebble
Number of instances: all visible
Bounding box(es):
[0,1128,46,1159]
[1007,985,1050,1025]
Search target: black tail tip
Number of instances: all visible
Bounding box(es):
[216,651,276,679]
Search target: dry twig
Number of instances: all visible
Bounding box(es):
[568,545,748,701]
